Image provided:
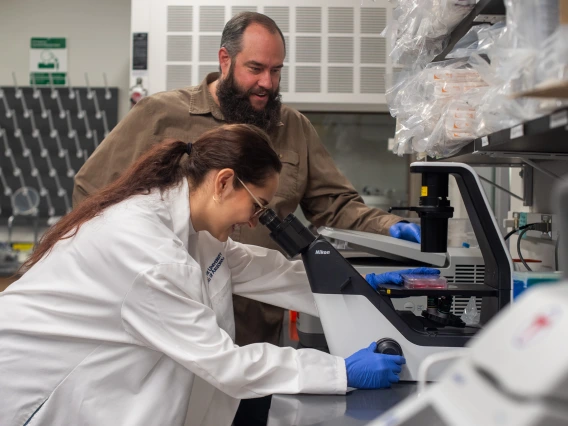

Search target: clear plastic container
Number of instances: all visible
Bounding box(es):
[402,274,448,289]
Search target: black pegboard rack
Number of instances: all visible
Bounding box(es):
[0,86,118,219]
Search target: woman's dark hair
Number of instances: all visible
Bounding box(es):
[20,123,282,272]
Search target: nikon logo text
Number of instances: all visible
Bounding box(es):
[315,250,331,255]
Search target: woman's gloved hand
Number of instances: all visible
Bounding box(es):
[365,267,440,289]
[389,222,421,243]
[345,342,406,389]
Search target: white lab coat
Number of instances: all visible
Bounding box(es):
[0,180,347,426]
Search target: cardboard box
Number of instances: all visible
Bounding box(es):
[514,80,568,99]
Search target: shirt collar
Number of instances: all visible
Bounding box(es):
[188,72,225,121]
[161,179,196,250]
[188,72,284,127]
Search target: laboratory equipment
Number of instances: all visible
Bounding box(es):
[365,173,568,426]
[367,283,568,426]
[260,162,512,381]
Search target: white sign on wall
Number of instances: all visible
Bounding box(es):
[29,37,68,85]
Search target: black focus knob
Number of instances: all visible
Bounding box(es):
[375,338,403,356]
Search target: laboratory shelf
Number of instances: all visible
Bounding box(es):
[377,283,499,298]
[429,107,568,165]
[433,0,505,62]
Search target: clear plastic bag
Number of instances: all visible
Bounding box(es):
[469,51,547,135]
[460,296,480,325]
[387,58,488,157]
[534,26,568,87]
[505,0,560,50]
[426,87,487,158]
[446,22,506,59]
[382,0,475,66]
[385,0,566,158]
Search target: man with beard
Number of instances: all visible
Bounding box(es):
[73,11,421,426]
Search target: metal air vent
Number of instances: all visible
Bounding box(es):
[361,7,387,34]
[198,65,219,82]
[295,66,321,93]
[446,265,485,315]
[296,37,321,62]
[451,297,483,316]
[264,7,290,32]
[328,37,353,63]
[329,7,354,33]
[199,6,225,32]
[360,67,386,94]
[167,65,192,91]
[296,7,322,33]
[199,35,221,61]
[280,66,289,92]
[361,37,386,64]
[452,265,486,284]
[328,67,353,93]
[232,6,258,17]
[167,35,192,62]
[168,6,193,32]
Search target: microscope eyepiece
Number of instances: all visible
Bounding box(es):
[259,208,281,231]
[258,209,316,257]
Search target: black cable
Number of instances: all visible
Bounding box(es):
[517,228,532,271]
[504,223,540,241]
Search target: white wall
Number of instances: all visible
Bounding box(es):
[0,0,131,120]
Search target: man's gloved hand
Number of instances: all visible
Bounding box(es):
[389,222,421,243]
[365,267,441,289]
[345,342,406,389]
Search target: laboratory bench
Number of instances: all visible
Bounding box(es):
[268,383,418,426]
[275,313,417,425]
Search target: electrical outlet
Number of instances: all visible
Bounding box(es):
[509,212,555,240]
[540,215,552,238]
[512,212,520,229]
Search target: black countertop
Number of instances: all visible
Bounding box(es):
[268,383,417,426]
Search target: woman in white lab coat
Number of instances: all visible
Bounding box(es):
[0,124,405,426]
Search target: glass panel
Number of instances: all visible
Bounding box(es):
[296,112,407,224]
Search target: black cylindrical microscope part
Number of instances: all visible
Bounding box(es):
[259,209,316,258]
[437,296,452,318]
[426,296,438,315]
[259,208,281,231]
[422,172,449,199]
[419,172,453,253]
[420,217,449,253]
[375,338,403,356]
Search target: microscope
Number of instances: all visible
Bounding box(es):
[366,173,568,426]
[259,162,512,381]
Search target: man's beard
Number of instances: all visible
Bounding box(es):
[216,67,282,133]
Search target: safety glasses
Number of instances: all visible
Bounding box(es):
[236,177,268,220]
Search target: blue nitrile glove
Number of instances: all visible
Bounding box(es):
[345,342,406,389]
[389,222,421,243]
[365,267,441,289]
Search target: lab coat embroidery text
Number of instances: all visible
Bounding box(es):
[206,253,225,282]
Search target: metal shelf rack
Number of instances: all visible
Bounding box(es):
[429,108,568,165]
